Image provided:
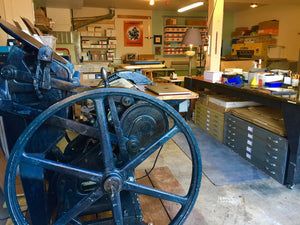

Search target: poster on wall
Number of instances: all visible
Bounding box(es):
[124,21,143,47]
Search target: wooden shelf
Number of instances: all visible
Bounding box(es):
[82,60,113,63]
[82,47,116,50]
[80,36,116,39]
[165,25,207,28]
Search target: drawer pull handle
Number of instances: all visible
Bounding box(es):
[266,159,276,167]
[265,166,276,175]
[266,144,279,151]
[268,137,279,144]
[266,152,278,160]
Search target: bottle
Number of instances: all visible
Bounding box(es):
[250,76,258,87]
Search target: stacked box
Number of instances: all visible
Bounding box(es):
[35,8,50,27]
[185,19,207,26]
[166,18,177,25]
[106,29,116,37]
[258,20,279,35]
[81,40,91,48]
[108,39,117,45]
[99,40,108,45]
[107,50,115,61]
[232,27,249,38]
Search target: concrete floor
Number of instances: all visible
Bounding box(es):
[1,130,300,225]
[138,138,300,225]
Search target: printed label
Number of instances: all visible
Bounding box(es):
[248,126,253,132]
[246,153,251,159]
[247,140,253,146]
[246,146,252,153]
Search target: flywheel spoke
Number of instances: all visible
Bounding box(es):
[94,98,115,172]
[108,96,128,161]
[120,125,180,172]
[123,181,187,205]
[54,186,104,225]
[111,192,124,225]
[21,153,103,182]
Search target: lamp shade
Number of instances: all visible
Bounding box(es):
[182,28,203,46]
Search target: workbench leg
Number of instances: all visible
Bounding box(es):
[281,102,300,187]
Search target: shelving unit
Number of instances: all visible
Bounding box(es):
[78,20,116,63]
[162,17,208,57]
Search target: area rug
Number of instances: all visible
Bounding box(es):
[172,122,269,186]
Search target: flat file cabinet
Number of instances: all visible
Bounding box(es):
[224,113,288,184]
[195,102,224,142]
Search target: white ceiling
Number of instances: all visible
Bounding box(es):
[35,0,300,12]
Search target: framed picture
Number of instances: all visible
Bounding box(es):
[155,46,161,55]
[125,53,137,61]
[124,21,143,47]
[153,35,162,44]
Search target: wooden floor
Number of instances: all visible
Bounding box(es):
[1,166,201,225]
[136,167,204,225]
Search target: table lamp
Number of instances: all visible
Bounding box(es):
[182,28,203,76]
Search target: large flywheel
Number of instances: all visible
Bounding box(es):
[5,88,202,225]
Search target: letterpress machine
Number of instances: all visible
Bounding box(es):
[0,19,201,225]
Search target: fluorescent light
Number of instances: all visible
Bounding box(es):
[149,0,154,6]
[178,2,204,12]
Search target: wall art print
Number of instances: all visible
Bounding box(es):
[124,21,143,47]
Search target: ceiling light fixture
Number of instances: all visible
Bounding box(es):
[149,0,155,6]
[250,3,258,8]
[178,2,204,12]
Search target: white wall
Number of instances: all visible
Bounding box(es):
[72,7,152,59]
[0,0,34,45]
[234,4,300,61]
[47,8,72,31]
[115,9,152,58]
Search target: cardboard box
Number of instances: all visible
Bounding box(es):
[166,18,177,25]
[86,31,94,37]
[235,27,249,32]
[80,74,101,86]
[258,20,279,30]
[109,40,117,45]
[87,26,94,32]
[35,15,50,27]
[106,29,116,37]
[186,19,207,26]
[99,40,108,45]
[94,31,103,37]
[204,71,223,83]
[94,27,102,32]
[35,8,46,17]
[80,31,88,36]
[232,31,246,38]
[257,29,279,35]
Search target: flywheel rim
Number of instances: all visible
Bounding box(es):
[5,88,202,225]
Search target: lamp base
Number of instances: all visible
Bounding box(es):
[186,50,195,57]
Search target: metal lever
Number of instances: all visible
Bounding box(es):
[101,67,109,88]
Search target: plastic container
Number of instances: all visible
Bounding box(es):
[264,82,283,87]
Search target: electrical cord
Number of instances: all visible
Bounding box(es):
[136,145,164,181]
